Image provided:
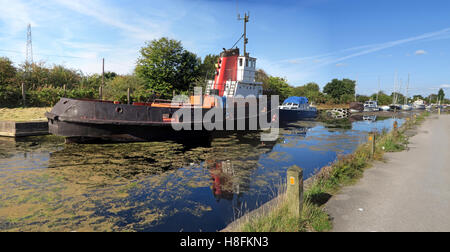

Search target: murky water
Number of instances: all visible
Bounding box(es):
[0,116,405,231]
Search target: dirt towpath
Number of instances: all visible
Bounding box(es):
[325,114,450,232]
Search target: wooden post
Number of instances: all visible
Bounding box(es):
[102,58,105,86]
[63,84,66,97]
[127,88,131,105]
[21,82,26,107]
[101,58,104,100]
[393,120,399,138]
[368,132,376,158]
[286,165,303,217]
[99,86,103,100]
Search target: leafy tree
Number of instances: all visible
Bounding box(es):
[135,37,201,98]
[291,82,321,103]
[17,61,50,90]
[47,65,82,89]
[199,54,219,81]
[369,91,392,105]
[0,57,17,87]
[437,88,445,102]
[340,93,355,103]
[391,92,405,104]
[104,71,117,80]
[304,82,320,93]
[291,86,305,97]
[427,94,438,104]
[412,94,424,101]
[104,75,146,102]
[356,95,370,103]
[323,78,355,101]
[265,76,292,102]
[255,69,269,84]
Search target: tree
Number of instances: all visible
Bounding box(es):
[0,57,17,87]
[265,76,292,102]
[323,78,355,101]
[370,91,392,105]
[255,69,269,84]
[412,94,424,101]
[48,65,82,89]
[199,54,219,81]
[135,37,201,98]
[104,75,146,102]
[303,82,320,93]
[356,95,370,103]
[437,88,445,102]
[391,92,405,104]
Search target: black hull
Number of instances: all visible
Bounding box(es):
[279,109,317,122]
[46,98,276,142]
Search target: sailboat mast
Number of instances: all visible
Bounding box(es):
[405,73,410,105]
[393,72,398,104]
[377,76,380,103]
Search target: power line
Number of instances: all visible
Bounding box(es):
[0,48,86,59]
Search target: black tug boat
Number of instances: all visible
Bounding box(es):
[46,14,276,143]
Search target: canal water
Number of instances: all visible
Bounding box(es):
[0,116,404,231]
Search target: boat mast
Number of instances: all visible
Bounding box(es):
[376,76,380,103]
[405,73,410,105]
[238,12,250,56]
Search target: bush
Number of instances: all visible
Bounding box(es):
[0,85,22,107]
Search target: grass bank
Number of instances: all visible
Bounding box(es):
[0,107,51,122]
[229,111,430,232]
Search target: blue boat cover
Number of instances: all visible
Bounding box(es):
[282,96,309,104]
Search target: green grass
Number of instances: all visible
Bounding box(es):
[231,111,431,232]
[0,107,50,121]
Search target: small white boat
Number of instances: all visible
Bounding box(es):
[413,99,426,110]
[380,105,390,111]
[363,100,379,112]
[401,104,412,111]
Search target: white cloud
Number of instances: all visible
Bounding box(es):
[414,49,427,55]
[440,84,450,88]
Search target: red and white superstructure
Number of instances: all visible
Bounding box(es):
[205,12,263,98]
[206,48,262,98]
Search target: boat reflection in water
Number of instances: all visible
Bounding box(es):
[0,115,404,232]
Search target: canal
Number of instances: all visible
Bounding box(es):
[0,116,404,231]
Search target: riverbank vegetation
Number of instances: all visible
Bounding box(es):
[2,37,447,108]
[233,111,431,232]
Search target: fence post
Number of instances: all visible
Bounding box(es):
[393,120,398,136]
[127,88,131,105]
[287,165,303,217]
[368,132,376,158]
[21,82,26,107]
[63,84,66,97]
[99,86,103,100]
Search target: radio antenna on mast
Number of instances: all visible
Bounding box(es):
[237,11,249,56]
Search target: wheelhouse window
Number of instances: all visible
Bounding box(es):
[239,58,243,67]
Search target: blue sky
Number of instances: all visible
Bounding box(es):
[0,0,449,97]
